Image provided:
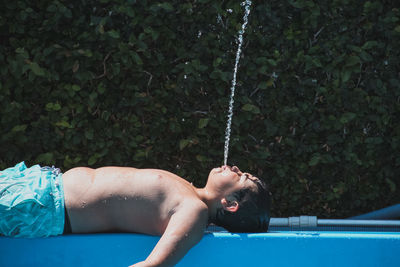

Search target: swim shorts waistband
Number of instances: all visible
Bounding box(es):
[63,207,72,234]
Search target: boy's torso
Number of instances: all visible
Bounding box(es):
[63,167,204,235]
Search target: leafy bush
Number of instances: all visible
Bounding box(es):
[1,0,399,217]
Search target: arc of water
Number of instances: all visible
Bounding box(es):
[223,0,252,166]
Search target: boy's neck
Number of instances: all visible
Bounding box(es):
[193,187,218,223]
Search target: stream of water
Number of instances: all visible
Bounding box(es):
[223,0,252,166]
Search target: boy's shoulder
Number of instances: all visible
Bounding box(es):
[174,195,209,225]
[179,197,208,212]
[168,197,208,235]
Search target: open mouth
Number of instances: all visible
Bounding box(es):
[221,165,240,175]
[231,166,239,173]
[221,165,231,171]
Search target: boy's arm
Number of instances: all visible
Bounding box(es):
[131,202,208,267]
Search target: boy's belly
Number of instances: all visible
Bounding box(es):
[62,167,172,235]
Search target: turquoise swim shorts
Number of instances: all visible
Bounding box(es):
[0,162,65,238]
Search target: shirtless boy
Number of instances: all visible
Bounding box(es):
[0,162,271,266]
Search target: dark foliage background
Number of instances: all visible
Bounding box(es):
[1,0,399,218]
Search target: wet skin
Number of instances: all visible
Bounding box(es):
[62,165,258,266]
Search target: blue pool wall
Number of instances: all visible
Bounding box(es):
[1,231,399,267]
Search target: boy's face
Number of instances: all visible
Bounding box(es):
[206,165,259,196]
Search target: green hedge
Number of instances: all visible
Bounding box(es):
[1,0,399,217]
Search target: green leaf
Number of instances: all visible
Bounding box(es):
[15,47,25,54]
[179,139,190,150]
[242,104,260,114]
[88,155,97,165]
[45,103,54,111]
[267,59,277,66]
[97,83,106,94]
[108,30,120,39]
[340,112,356,124]
[360,51,373,62]
[345,56,361,67]
[362,41,378,50]
[11,124,27,132]
[196,155,207,162]
[213,57,222,67]
[258,80,274,89]
[131,52,143,65]
[158,3,174,12]
[289,0,307,9]
[15,47,29,58]
[255,57,267,64]
[341,68,352,83]
[385,178,396,192]
[258,81,268,89]
[72,85,81,91]
[309,154,321,166]
[36,153,54,164]
[46,102,61,111]
[55,121,72,128]
[85,129,94,140]
[53,103,61,111]
[133,150,146,161]
[312,58,322,67]
[198,118,209,129]
[30,62,45,76]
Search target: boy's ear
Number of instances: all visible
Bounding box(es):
[221,198,239,213]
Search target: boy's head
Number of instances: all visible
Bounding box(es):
[206,166,271,233]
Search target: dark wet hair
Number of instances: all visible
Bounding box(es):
[214,179,271,233]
